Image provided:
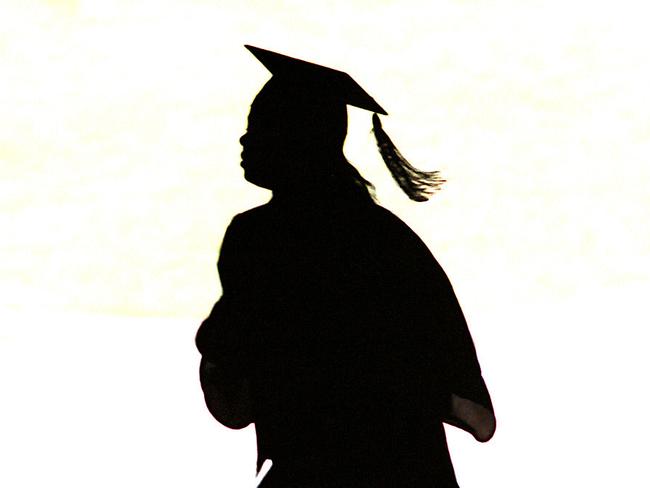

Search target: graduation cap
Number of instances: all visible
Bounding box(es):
[245,45,445,201]
[245,45,387,116]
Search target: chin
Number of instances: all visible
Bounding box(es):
[243,169,274,190]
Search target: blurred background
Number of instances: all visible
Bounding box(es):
[1,0,648,486]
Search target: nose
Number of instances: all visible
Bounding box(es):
[239,132,248,147]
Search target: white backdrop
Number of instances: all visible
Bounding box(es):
[1,1,649,486]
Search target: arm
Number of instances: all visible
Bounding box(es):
[196,216,255,429]
[380,211,496,442]
[432,265,496,441]
[413,239,496,441]
[199,356,252,429]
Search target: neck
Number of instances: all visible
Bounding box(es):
[271,182,372,210]
[271,185,329,206]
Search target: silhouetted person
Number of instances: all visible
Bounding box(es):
[196,46,495,488]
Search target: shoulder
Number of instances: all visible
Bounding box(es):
[217,204,270,258]
[370,204,413,231]
[230,202,275,227]
[367,205,432,255]
[372,205,457,287]
[222,203,277,242]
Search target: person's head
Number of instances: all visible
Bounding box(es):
[239,45,444,202]
[239,76,351,192]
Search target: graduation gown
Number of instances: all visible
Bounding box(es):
[196,195,494,488]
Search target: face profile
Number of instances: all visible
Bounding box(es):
[239,107,279,190]
[239,86,300,189]
[239,77,349,192]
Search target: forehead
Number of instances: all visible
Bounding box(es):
[246,78,349,145]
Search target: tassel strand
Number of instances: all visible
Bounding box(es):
[372,113,445,202]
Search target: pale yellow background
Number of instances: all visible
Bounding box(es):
[1,1,648,486]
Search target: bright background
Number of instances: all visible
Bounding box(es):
[1,1,649,486]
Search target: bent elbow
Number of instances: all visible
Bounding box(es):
[204,395,252,430]
[449,393,496,443]
[473,413,496,442]
[200,358,253,430]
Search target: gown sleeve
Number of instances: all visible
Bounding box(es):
[429,256,496,440]
[196,214,253,362]
[399,223,495,442]
[429,257,492,405]
[195,215,256,428]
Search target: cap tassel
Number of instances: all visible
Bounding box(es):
[372,113,445,202]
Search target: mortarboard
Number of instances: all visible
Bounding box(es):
[245,45,445,201]
[245,45,388,116]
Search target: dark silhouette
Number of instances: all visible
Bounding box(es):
[196,46,495,488]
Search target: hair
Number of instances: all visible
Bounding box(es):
[326,153,377,202]
[372,114,445,202]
